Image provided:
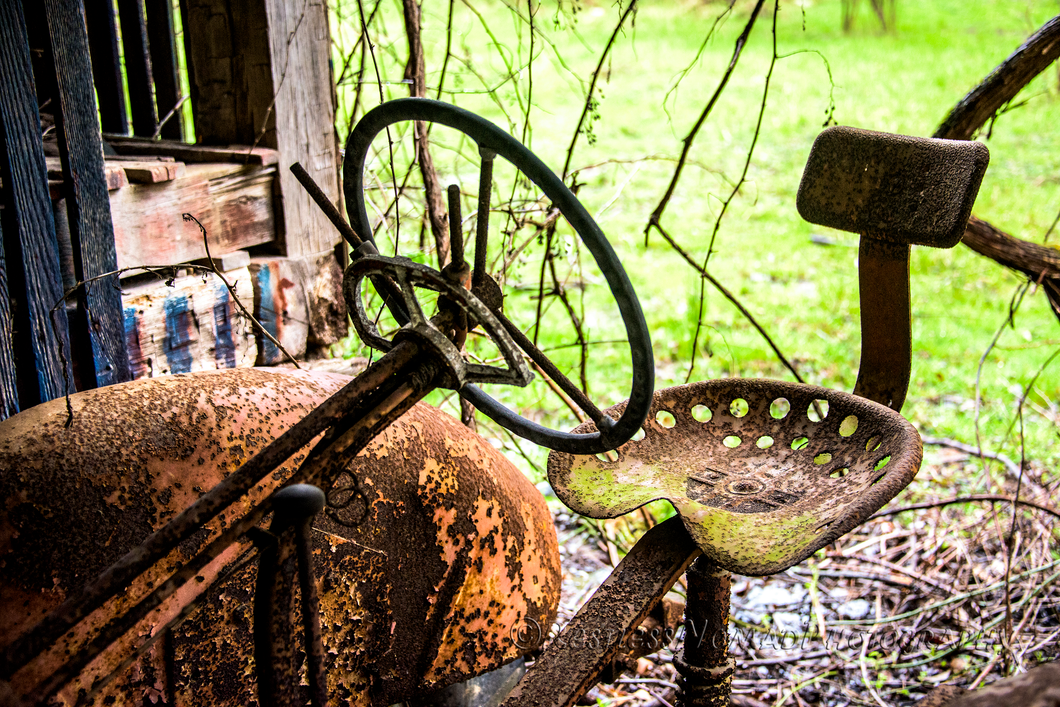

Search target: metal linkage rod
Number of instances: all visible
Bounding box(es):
[255,485,329,707]
[674,559,734,707]
[472,149,495,291]
[503,517,699,707]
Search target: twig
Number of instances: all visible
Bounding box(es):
[561,0,637,180]
[871,494,1060,522]
[616,678,681,691]
[921,436,1022,478]
[652,225,807,385]
[973,282,1031,486]
[402,0,450,264]
[151,95,189,140]
[182,214,300,368]
[685,0,779,381]
[645,0,766,245]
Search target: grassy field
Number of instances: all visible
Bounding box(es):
[329,0,1060,482]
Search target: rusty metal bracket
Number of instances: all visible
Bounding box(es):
[344,254,533,390]
[254,484,328,707]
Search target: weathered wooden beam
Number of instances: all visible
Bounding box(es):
[262,0,341,257]
[109,163,277,269]
[183,0,340,258]
[105,136,279,165]
[0,216,19,420]
[45,0,132,388]
[84,0,129,135]
[0,0,73,407]
[145,0,183,140]
[116,0,158,136]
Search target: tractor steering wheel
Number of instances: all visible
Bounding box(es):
[343,98,653,455]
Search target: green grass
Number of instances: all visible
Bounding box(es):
[329,0,1060,480]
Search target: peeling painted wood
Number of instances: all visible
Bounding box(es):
[121,266,258,378]
[249,256,308,365]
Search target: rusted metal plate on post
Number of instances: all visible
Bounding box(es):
[549,380,922,576]
[797,126,989,248]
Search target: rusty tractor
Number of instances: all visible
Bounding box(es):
[0,100,988,707]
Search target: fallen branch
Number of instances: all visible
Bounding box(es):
[872,494,1060,522]
[935,14,1060,324]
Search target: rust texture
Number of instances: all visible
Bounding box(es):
[853,238,912,411]
[2,341,419,685]
[796,126,989,249]
[548,379,923,576]
[503,517,699,707]
[0,368,560,705]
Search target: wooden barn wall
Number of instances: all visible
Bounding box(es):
[183,0,342,258]
[0,0,348,418]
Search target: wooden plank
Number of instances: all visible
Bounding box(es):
[144,0,183,140]
[84,0,129,135]
[249,257,308,365]
[263,0,340,257]
[106,167,130,190]
[104,136,279,165]
[0,0,73,405]
[103,154,176,161]
[47,157,134,189]
[109,163,277,269]
[121,161,186,184]
[0,214,20,420]
[183,0,271,146]
[183,0,340,258]
[116,0,158,136]
[122,266,258,378]
[294,250,347,346]
[45,0,132,388]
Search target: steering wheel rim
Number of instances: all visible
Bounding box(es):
[343,97,654,455]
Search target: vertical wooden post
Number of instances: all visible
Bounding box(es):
[145,0,184,140]
[0,219,19,419]
[84,0,129,135]
[0,0,74,410]
[44,0,132,388]
[184,0,341,258]
[262,0,341,258]
[116,0,159,136]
